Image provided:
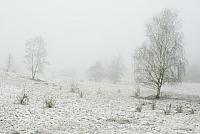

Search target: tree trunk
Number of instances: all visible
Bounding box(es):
[32,70,36,80]
[32,74,35,80]
[156,85,161,99]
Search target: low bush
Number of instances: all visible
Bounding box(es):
[70,81,79,93]
[175,104,183,113]
[16,90,29,105]
[163,104,171,115]
[189,108,195,114]
[45,97,56,108]
[135,104,142,112]
[79,91,83,98]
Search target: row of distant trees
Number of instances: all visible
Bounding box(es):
[5,36,126,83]
[86,55,125,83]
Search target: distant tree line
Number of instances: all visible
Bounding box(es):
[86,55,125,84]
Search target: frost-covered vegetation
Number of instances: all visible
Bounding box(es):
[0,5,199,134]
[0,71,200,133]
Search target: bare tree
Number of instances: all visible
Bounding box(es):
[5,53,13,72]
[108,55,125,84]
[24,36,48,80]
[134,9,186,98]
[86,61,105,82]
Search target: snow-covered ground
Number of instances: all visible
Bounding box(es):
[0,71,200,134]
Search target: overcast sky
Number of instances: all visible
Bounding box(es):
[0,0,199,78]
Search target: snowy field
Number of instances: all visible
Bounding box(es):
[0,71,200,134]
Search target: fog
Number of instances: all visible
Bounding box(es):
[0,0,199,80]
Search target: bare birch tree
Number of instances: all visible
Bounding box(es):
[24,36,47,80]
[134,9,186,98]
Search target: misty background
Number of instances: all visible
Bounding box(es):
[0,0,199,81]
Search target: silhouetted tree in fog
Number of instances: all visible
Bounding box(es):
[24,36,48,80]
[108,55,125,84]
[86,61,105,82]
[134,9,186,98]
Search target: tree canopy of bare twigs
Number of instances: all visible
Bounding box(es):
[24,36,48,80]
[134,9,186,98]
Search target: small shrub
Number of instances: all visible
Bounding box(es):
[70,81,79,93]
[189,108,195,114]
[135,104,142,112]
[79,91,83,98]
[45,97,56,108]
[151,100,156,110]
[134,86,140,97]
[163,104,171,115]
[175,104,183,113]
[16,84,29,105]
[17,92,29,105]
